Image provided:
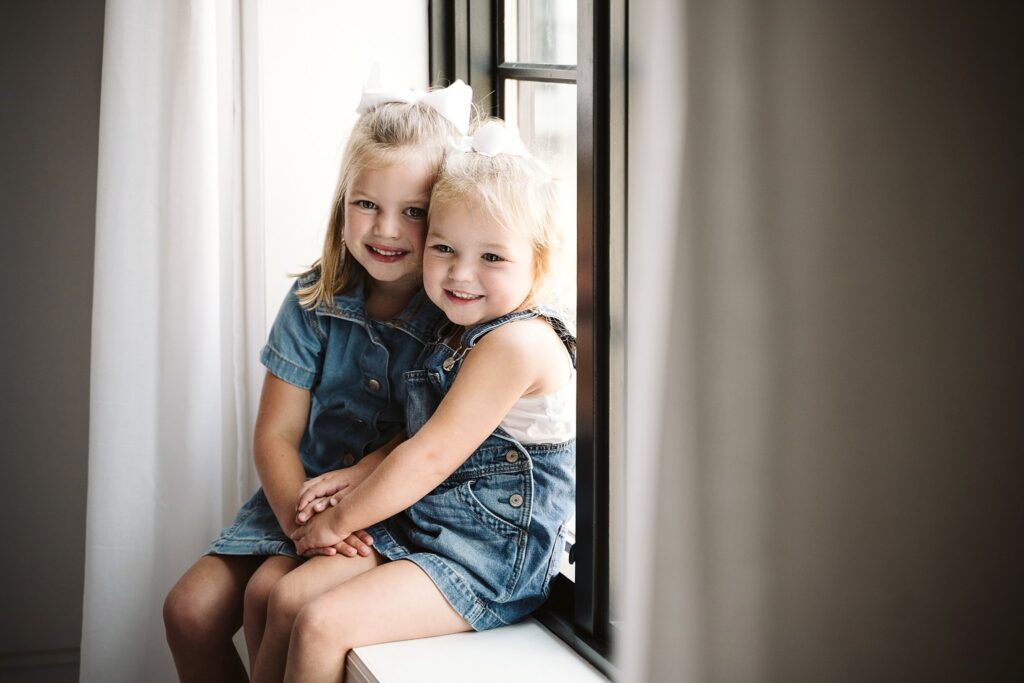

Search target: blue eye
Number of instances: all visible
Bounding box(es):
[431,244,454,254]
[405,207,427,219]
[353,200,377,210]
[482,253,504,263]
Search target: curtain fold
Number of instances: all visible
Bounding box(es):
[81,1,260,680]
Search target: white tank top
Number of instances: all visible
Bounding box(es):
[498,368,576,444]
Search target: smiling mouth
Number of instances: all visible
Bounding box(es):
[366,244,409,261]
[444,289,483,303]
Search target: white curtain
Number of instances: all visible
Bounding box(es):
[81,1,263,680]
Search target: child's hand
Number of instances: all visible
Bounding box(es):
[296,466,371,517]
[293,529,374,558]
[294,495,339,525]
[334,529,374,557]
[290,508,351,556]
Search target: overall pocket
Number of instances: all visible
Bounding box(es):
[453,472,532,601]
[404,475,527,603]
[462,472,531,533]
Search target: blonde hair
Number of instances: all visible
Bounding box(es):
[297,101,464,311]
[428,121,563,309]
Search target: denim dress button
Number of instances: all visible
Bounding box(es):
[509,494,524,508]
[342,453,355,466]
[504,450,519,463]
[366,378,380,392]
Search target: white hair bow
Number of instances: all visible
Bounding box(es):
[447,120,530,158]
[355,66,473,135]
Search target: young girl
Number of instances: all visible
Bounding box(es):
[250,120,576,682]
[162,80,473,682]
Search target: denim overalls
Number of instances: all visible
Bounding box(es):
[367,308,576,630]
[207,271,444,559]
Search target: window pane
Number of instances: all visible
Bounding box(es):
[505,78,577,579]
[504,79,577,321]
[504,0,577,65]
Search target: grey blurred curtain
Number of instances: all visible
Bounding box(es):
[623,2,1023,681]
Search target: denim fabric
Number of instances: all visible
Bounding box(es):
[207,272,444,558]
[367,308,576,630]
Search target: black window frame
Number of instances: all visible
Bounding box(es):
[429,1,624,677]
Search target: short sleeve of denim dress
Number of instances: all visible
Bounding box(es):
[206,272,444,559]
[365,308,577,631]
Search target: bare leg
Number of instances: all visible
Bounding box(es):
[284,559,472,683]
[251,552,384,683]
[163,554,266,683]
[243,555,302,671]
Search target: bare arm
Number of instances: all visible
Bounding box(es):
[294,430,407,521]
[253,371,311,538]
[291,319,563,552]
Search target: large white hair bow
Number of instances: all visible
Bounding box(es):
[355,65,473,135]
[447,120,530,158]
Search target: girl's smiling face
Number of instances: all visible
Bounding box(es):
[423,199,537,327]
[343,154,434,292]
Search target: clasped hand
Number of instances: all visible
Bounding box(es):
[292,467,370,558]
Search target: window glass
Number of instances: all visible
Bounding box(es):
[503,79,578,320]
[504,0,577,64]
[504,74,578,582]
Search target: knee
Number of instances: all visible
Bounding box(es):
[243,569,276,621]
[265,572,309,626]
[290,599,351,661]
[163,580,216,647]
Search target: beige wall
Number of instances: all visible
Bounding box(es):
[0,1,104,681]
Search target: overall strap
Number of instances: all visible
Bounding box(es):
[461,309,543,347]
[537,308,578,368]
[462,307,578,368]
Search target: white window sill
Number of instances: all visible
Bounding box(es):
[346,618,606,683]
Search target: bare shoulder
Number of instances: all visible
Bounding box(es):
[473,316,571,396]
[472,316,563,358]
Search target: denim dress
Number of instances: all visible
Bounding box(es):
[207,271,444,559]
[367,308,576,630]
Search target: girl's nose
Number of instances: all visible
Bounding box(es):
[448,260,473,282]
[373,212,401,239]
